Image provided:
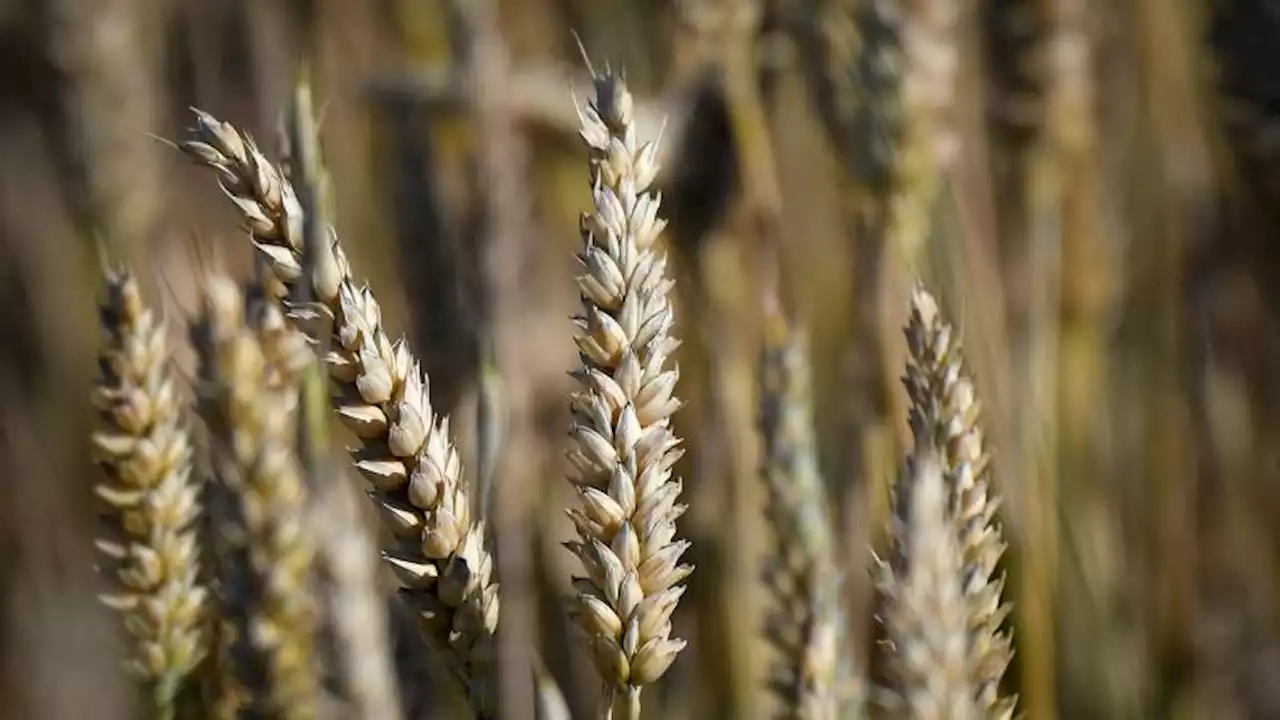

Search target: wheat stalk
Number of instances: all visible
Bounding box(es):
[564,66,692,720]
[191,274,321,719]
[757,306,861,720]
[91,264,207,718]
[899,284,1015,718]
[310,471,405,720]
[180,112,499,717]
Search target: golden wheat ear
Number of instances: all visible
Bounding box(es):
[562,65,692,720]
[92,263,208,718]
[190,272,321,719]
[180,111,499,717]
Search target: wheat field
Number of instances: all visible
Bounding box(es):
[1,0,1278,718]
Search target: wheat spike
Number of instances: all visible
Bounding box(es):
[884,0,960,267]
[250,288,313,394]
[798,0,905,213]
[899,284,1016,718]
[180,112,499,717]
[800,0,954,265]
[91,265,206,717]
[192,274,321,719]
[758,306,863,720]
[878,452,977,720]
[564,67,692,719]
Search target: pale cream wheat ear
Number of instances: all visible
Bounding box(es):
[564,66,692,720]
[191,274,320,719]
[179,113,499,717]
[897,284,1016,718]
[92,264,207,719]
[877,451,977,720]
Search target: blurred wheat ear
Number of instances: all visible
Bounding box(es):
[309,461,405,720]
[91,262,208,719]
[757,298,863,720]
[190,272,321,719]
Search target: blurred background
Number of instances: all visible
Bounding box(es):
[2,0,1279,718]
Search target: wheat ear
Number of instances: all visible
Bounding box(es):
[890,0,959,266]
[878,451,976,720]
[899,284,1015,718]
[758,307,861,720]
[249,288,313,393]
[798,0,904,209]
[564,67,692,720]
[191,274,320,719]
[92,265,207,718]
[180,113,499,717]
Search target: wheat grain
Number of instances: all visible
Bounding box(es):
[192,274,321,719]
[564,66,692,720]
[92,264,207,718]
[180,113,499,717]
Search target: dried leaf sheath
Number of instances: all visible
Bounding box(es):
[564,69,692,718]
[180,113,499,717]
[92,266,207,717]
